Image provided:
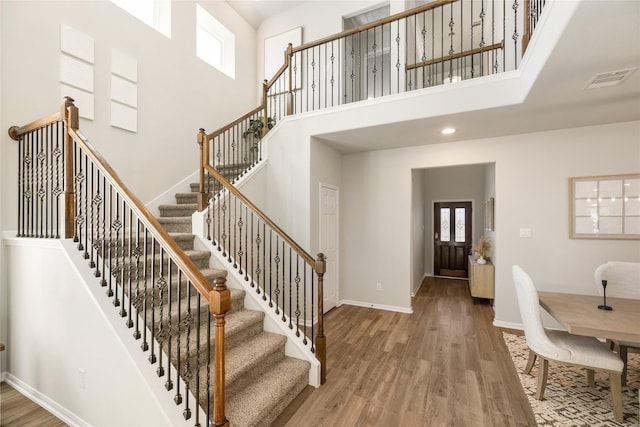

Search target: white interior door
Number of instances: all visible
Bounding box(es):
[320,183,339,312]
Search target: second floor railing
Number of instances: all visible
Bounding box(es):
[9,98,231,427]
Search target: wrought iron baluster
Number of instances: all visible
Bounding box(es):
[311,273,315,353]
[126,208,134,328]
[182,281,193,420]
[246,207,251,282]
[141,228,149,351]
[449,3,455,82]
[480,0,486,76]
[100,176,108,287]
[133,219,142,339]
[303,262,308,345]
[253,216,260,290]
[174,270,184,406]
[288,247,293,329]
[206,309,211,426]
[165,259,174,391]
[106,185,114,298]
[155,249,168,375]
[281,240,286,323]
[149,238,157,364]
[513,0,520,68]
[295,257,300,335]
[112,193,122,308]
[194,292,201,427]
[274,235,280,313]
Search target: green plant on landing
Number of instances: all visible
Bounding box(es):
[242,116,276,151]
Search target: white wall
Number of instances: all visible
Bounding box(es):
[1,0,258,231]
[2,237,190,426]
[341,121,640,319]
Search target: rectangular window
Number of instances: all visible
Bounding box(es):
[196,4,235,79]
[440,208,450,242]
[110,0,171,38]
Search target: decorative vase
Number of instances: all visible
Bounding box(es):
[477,256,487,265]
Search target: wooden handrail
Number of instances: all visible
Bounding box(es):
[406,42,504,71]
[67,124,214,298]
[291,0,457,54]
[205,105,264,140]
[8,112,62,141]
[202,163,316,267]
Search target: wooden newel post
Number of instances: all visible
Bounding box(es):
[315,253,327,384]
[522,0,531,53]
[210,276,231,427]
[286,43,293,116]
[62,97,78,239]
[197,128,208,212]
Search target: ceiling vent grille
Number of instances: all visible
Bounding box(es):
[586,68,637,89]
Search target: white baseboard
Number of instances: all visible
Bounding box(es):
[0,371,7,382]
[493,320,524,331]
[4,373,90,427]
[339,299,413,314]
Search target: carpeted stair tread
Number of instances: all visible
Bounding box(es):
[159,203,198,218]
[225,332,287,395]
[157,217,193,233]
[225,357,310,427]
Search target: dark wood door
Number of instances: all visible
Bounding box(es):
[434,202,472,277]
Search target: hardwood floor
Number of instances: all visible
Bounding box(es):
[0,277,535,426]
[272,276,537,427]
[0,382,67,426]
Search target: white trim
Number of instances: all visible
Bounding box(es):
[339,299,413,314]
[4,373,91,427]
[492,320,523,331]
[411,273,428,297]
[146,169,199,217]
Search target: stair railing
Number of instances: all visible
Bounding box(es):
[9,97,230,427]
[198,129,327,384]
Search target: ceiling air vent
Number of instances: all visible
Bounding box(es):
[586,68,637,89]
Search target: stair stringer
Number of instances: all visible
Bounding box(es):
[192,231,321,388]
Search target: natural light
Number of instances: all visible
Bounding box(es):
[110,0,171,38]
[196,4,235,79]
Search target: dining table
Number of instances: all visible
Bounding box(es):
[538,292,640,343]
[538,291,640,422]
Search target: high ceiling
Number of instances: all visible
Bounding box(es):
[226,0,305,28]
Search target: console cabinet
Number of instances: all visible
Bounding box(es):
[468,255,494,302]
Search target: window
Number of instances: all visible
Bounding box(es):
[110,0,171,38]
[196,4,235,79]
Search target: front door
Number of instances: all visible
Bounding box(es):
[434,202,472,277]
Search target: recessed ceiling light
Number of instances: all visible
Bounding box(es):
[441,127,456,135]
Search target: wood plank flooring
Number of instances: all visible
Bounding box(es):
[0,277,535,426]
[272,276,537,427]
[0,382,67,426]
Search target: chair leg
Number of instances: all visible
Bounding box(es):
[536,358,548,400]
[619,345,628,387]
[610,373,623,423]
[587,369,595,387]
[524,350,537,374]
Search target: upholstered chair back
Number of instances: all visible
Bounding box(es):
[594,262,640,300]
[512,265,571,360]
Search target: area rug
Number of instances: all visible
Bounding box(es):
[503,333,640,426]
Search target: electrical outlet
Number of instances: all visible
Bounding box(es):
[519,228,532,238]
[376,282,382,291]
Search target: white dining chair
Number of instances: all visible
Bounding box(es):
[595,261,640,386]
[512,265,624,421]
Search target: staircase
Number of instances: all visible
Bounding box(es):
[156,168,310,427]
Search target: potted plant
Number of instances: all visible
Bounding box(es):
[242,116,275,151]
[473,235,491,264]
